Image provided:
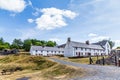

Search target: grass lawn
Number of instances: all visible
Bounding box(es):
[0,54,86,80]
[52,56,108,64]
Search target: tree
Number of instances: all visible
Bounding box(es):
[23,39,32,51]
[0,38,10,50]
[11,39,23,49]
[108,40,115,49]
[40,40,47,46]
[116,47,120,49]
[0,37,4,44]
[35,42,42,46]
[46,41,56,47]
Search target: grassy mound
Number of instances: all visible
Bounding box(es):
[43,64,86,80]
[0,54,56,70]
[0,54,86,80]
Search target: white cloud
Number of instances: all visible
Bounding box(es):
[0,0,26,13]
[28,0,32,6]
[10,13,16,17]
[28,19,34,23]
[91,36,110,42]
[18,29,40,40]
[88,33,97,37]
[49,38,60,42]
[88,33,110,42]
[32,11,39,16]
[69,0,120,31]
[30,7,78,30]
[113,40,120,49]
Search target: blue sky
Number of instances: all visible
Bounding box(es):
[0,0,120,48]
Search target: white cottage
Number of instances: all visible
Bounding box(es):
[30,46,64,56]
[64,38,111,57]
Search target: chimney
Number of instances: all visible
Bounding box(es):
[86,40,90,45]
[67,37,71,42]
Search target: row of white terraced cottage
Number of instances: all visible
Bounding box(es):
[30,38,111,57]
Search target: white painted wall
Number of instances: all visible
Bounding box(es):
[64,42,74,57]
[30,50,64,56]
[104,42,111,55]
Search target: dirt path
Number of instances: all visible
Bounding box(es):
[49,58,120,80]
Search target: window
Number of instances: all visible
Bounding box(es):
[36,50,38,52]
[75,47,78,50]
[85,53,88,56]
[76,52,78,55]
[81,52,83,56]
[89,49,91,51]
[81,48,83,50]
[41,51,43,53]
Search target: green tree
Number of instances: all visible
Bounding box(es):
[46,41,56,47]
[11,39,23,49]
[35,42,42,46]
[0,37,4,44]
[116,47,120,49]
[40,40,47,46]
[108,40,115,49]
[0,38,10,50]
[23,39,32,51]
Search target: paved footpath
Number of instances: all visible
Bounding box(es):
[49,58,120,80]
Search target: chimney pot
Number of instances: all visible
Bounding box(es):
[67,37,71,42]
[86,40,90,45]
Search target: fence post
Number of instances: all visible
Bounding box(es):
[119,58,120,67]
[89,56,91,64]
[97,55,98,61]
[102,56,105,65]
[115,55,117,66]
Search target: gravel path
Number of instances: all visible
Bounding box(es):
[49,58,120,80]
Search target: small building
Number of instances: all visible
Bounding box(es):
[64,38,111,57]
[30,46,64,56]
[0,49,19,55]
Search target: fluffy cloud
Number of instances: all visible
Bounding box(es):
[30,7,78,30]
[28,19,34,23]
[88,33,97,37]
[69,0,120,31]
[113,40,120,49]
[91,36,110,42]
[0,0,26,13]
[88,33,110,42]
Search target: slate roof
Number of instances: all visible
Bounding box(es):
[92,40,108,46]
[30,46,64,51]
[57,44,66,48]
[70,41,104,50]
